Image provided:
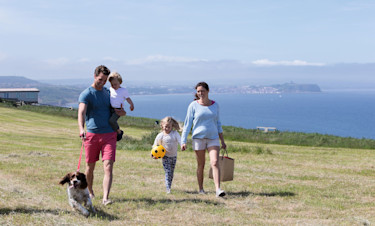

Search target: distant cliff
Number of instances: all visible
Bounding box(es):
[215,82,321,94]
[0,76,82,106]
[0,76,42,88]
[271,82,321,93]
[0,76,321,106]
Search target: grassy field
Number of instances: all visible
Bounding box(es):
[1,106,375,225]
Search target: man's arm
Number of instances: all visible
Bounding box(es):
[78,102,87,138]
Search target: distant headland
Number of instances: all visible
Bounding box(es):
[0,76,321,106]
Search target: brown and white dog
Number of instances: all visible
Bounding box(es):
[59,172,95,217]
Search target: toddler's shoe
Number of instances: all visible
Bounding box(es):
[198,189,206,194]
[117,130,124,141]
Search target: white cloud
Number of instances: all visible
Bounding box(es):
[102,56,119,62]
[252,59,325,66]
[78,58,90,63]
[126,55,206,65]
[43,57,70,66]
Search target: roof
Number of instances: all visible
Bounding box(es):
[0,88,40,92]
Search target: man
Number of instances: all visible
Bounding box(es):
[78,65,125,205]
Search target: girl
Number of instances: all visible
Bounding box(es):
[152,116,182,194]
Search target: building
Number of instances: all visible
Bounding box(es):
[0,88,40,104]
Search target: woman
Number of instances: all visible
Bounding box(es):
[181,81,226,197]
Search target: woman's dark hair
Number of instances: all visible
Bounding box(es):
[194,81,209,100]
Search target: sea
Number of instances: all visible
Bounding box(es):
[67,90,375,139]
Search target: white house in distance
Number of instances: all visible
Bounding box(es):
[0,88,40,104]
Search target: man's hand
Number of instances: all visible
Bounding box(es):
[115,104,126,116]
[79,131,86,140]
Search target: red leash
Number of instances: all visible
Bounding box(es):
[77,141,84,172]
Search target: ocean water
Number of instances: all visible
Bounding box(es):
[124,91,375,139]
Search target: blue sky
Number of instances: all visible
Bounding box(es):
[0,0,374,88]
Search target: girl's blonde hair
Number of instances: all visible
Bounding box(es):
[108,71,123,84]
[160,116,181,131]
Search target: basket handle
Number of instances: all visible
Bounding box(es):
[220,148,229,159]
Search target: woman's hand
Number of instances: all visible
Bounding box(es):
[219,133,226,150]
[221,141,227,150]
[181,144,186,151]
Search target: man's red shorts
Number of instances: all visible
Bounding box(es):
[84,132,117,163]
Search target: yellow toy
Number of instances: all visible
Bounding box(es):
[151,145,166,159]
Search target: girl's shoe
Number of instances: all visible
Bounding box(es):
[199,189,205,194]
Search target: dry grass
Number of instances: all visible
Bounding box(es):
[0,107,375,225]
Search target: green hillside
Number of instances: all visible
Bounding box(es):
[3,103,375,150]
[0,105,375,225]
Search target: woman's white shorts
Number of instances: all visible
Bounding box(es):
[192,138,220,150]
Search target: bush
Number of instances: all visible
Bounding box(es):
[226,144,273,154]
[223,126,375,149]
[117,130,160,151]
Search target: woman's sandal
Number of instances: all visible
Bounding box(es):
[102,199,113,206]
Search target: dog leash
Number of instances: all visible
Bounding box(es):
[77,141,84,172]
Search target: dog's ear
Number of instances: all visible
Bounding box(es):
[59,173,71,185]
[77,172,88,189]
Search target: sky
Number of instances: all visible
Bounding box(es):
[0,0,374,88]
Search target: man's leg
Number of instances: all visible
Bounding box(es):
[101,131,116,204]
[85,162,96,198]
[103,159,114,203]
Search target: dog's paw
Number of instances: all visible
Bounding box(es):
[83,210,90,217]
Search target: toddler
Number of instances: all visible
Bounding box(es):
[108,72,134,141]
[152,116,182,194]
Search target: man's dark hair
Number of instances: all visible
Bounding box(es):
[94,65,111,77]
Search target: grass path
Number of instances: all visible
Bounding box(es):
[0,107,375,225]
